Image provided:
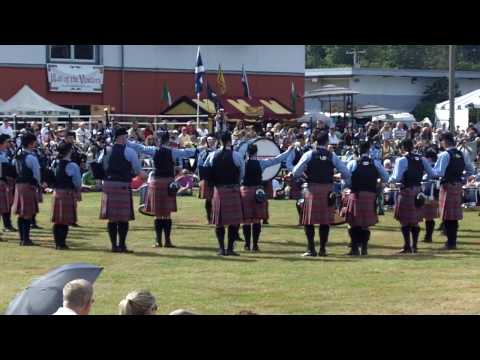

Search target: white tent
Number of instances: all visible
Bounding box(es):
[0,85,79,116]
[372,112,416,123]
[298,112,333,127]
[436,89,480,111]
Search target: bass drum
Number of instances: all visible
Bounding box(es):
[251,138,282,181]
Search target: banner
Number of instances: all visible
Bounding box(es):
[47,63,104,93]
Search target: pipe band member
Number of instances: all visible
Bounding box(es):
[197,135,217,223]
[127,131,197,248]
[433,132,475,250]
[12,133,41,246]
[51,142,82,250]
[389,139,436,254]
[422,147,439,243]
[98,128,146,253]
[343,141,390,256]
[241,143,293,252]
[286,134,307,224]
[0,134,15,234]
[203,131,245,256]
[290,130,351,257]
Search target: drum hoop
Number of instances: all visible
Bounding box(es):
[252,137,282,181]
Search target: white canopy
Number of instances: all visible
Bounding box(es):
[436,89,480,111]
[298,112,333,127]
[0,85,79,116]
[372,112,416,123]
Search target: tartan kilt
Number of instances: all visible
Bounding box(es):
[211,186,243,226]
[301,183,334,225]
[240,186,268,223]
[394,186,424,226]
[99,181,135,222]
[51,189,77,225]
[439,183,463,221]
[198,180,213,200]
[423,201,439,221]
[345,191,378,229]
[6,177,15,208]
[144,177,177,217]
[11,183,39,219]
[288,179,303,200]
[0,180,11,214]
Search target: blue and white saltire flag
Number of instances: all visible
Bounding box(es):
[195,47,205,95]
[241,64,251,99]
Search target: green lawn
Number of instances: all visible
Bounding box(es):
[1,192,480,315]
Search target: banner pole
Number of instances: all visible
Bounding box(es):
[196,93,200,128]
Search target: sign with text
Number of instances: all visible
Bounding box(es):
[47,63,104,93]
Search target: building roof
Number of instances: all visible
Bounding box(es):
[306,67,480,79]
[304,84,359,98]
[436,88,480,110]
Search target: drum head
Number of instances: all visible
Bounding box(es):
[252,138,281,181]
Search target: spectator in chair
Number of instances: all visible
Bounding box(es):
[176,169,194,196]
[52,279,94,315]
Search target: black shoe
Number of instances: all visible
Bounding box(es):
[423,237,432,243]
[302,250,317,257]
[71,223,80,228]
[347,250,360,256]
[217,249,226,256]
[244,245,251,251]
[235,236,244,242]
[263,220,269,225]
[361,248,368,256]
[441,244,457,250]
[111,246,120,253]
[412,247,418,254]
[153,242,163,248]
[119,247,134,253]
[164,241,176,248]
[226,250,240,256]
[3,227,17,233]
[318,248,327,257]
[22,241,37,246]
[378,210,385,216]
[398,248,412,254]
[251,245,259,252]
[55,245,69,250]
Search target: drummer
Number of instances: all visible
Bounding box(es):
[389,139,437,254]
[343,141,390,256]
[286,134,308,224]
[422,147,439,243]
[197,135,217,223]
[432,132,475,250]
[290,130,351,257]
[240,143,294,251]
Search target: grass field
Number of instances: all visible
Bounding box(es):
[1,192,480,315]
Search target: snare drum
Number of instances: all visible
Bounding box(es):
[384,187,400,209]
[462,186,479,210]
[421,180,439,204]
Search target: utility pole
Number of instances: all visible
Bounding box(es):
[448,45,456,132]
[346,49,367,68]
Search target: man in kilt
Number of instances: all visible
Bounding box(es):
[344,141,390,256]
[0,134,16,234]
[50,142,82,250]
[99,128,146,253]
[433,132,475,250]
[127,131,197,248]
[197,135,217,223]
[290,131,351,257]
[422,147,439,243]
[240,143,293,251]
[389,139,436,253]
[203,131,245,256]
[11,133,41,246]
[286,134,307,224]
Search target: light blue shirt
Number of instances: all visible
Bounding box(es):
[389,154,437,184]
[204,147,245,181]
[286,146,308,171]
[127,141,197,162]
[52,159,82,190]
[0,151,9,164]
[433,147,475,178]
[98,144,142,176]
[291,147,351,182]
[12,149,41,184]
[343,155,390,188]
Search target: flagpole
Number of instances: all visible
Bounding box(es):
[196,93,200,129]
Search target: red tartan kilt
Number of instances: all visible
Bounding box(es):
[11,183,39,219]
[211,186,243,226]
[301,183,334,225]
[51,189,77,225]
[345,191,378,229]
[264,181,274,199]
[0,181,11,214]
[240,186,268,223]
[198,180,213,200]
[394,186,424,226]
[423,201,439,221]
[288,180,303,200]
[145,177,177,217]
[439,183,463,221]
[99,181,135,222]
[6,178,15,207]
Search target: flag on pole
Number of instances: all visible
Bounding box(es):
[241,64,251,99]
[207,83,221,111]
[217,64,227,95]
[162,82,172,106]
[195,47,205,95]
[290,81,297,113]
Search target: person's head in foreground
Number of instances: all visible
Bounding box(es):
[169,309,196,315]
[53,279,94,315]
[118,290,158,315]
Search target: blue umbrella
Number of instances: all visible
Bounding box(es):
[4,263,103,315]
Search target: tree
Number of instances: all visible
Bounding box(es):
[412,78,461,121]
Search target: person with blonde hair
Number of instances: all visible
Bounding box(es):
[118,290,158,315]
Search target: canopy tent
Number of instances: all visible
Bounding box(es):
[0,85,79,116]
[354,104,404,119]
[372,112,416,123]
[435,89,480,130]
[304,84,359,98]
[160,96,294,121]
[297,112,333,127]
[303,84,359,120]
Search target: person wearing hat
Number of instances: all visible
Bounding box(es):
[389,139,437,254]
[126,131,197,248]
[203,131,244,256]
[432,132,475,250]
[98,128,146,253]
[197,134,217,223]
[289,130,351,257]
[240,143,293,252]
[0,134,16,234]
[50,142,82,250]
[11,133,41,246]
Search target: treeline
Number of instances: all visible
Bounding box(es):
[306,45,480,71]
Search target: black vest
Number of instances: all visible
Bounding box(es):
[243,159,262,186]
[54,160,75,189]
[198,149,212,180]
[351,156,379,193]
[443,149,465,184]
[305,148,334,184]
[15,151,36,185]
[106,144,133,183]
[211,149,240,186]
[153,147,175,178]
[292,148,303,166]
[402,153,424,188]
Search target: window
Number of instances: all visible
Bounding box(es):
[49,45,98,63]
